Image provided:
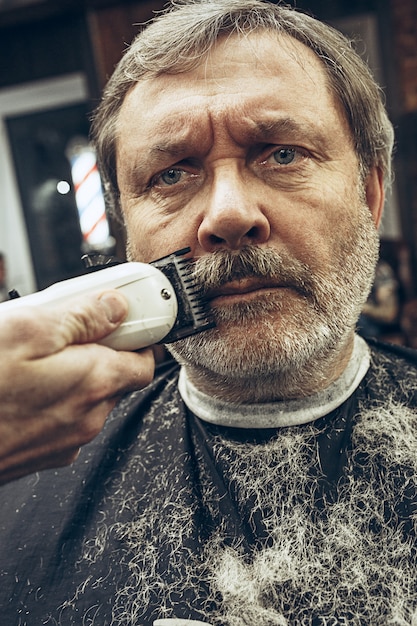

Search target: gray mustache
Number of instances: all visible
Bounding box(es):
[191,246,315,294]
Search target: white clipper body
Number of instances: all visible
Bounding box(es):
[1,263,178,351]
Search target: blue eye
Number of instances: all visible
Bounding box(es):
[160,169,182,185]
[273,148,296,165]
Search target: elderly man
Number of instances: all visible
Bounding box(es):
[1,1,416,625]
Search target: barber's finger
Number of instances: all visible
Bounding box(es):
[72,344,156,401]
[3,291,129,358]
[27,343,155,410]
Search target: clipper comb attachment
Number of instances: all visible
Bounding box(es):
[150,248,215,343]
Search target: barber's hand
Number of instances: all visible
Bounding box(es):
[0,291,155,485]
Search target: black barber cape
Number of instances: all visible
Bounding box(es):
[1,339,417,626]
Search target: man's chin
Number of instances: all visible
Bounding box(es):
[168,313,335,380]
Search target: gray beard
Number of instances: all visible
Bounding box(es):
[67,375,417,625]
[167,200,379,401]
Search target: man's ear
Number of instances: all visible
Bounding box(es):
[365,166,385,229]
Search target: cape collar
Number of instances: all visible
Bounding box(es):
[178,335,370,429]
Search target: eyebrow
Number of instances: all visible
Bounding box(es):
[120,140,198,187]
[150,140,196,159]
[250,117,303,136]
[242,116,330,147]
[146,112,210,160]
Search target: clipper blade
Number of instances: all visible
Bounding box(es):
[82,247,216,344]
[150,248,216,343]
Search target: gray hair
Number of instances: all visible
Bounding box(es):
[91,0,394,222]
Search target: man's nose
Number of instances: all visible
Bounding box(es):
[197,168,271,251]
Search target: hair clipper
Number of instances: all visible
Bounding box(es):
[1,248,215,351]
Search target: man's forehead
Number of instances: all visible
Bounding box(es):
[120,30,330,109]
[115,30,345,157]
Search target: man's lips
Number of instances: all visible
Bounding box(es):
[206,278,289,301]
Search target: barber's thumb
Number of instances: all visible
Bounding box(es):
[97,291,128,324]
[62,290,129,346]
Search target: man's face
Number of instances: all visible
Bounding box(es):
[116,31,382,398]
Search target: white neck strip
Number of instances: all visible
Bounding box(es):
[178,334,370,429]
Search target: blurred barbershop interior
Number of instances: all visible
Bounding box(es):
[0,0,416,344]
